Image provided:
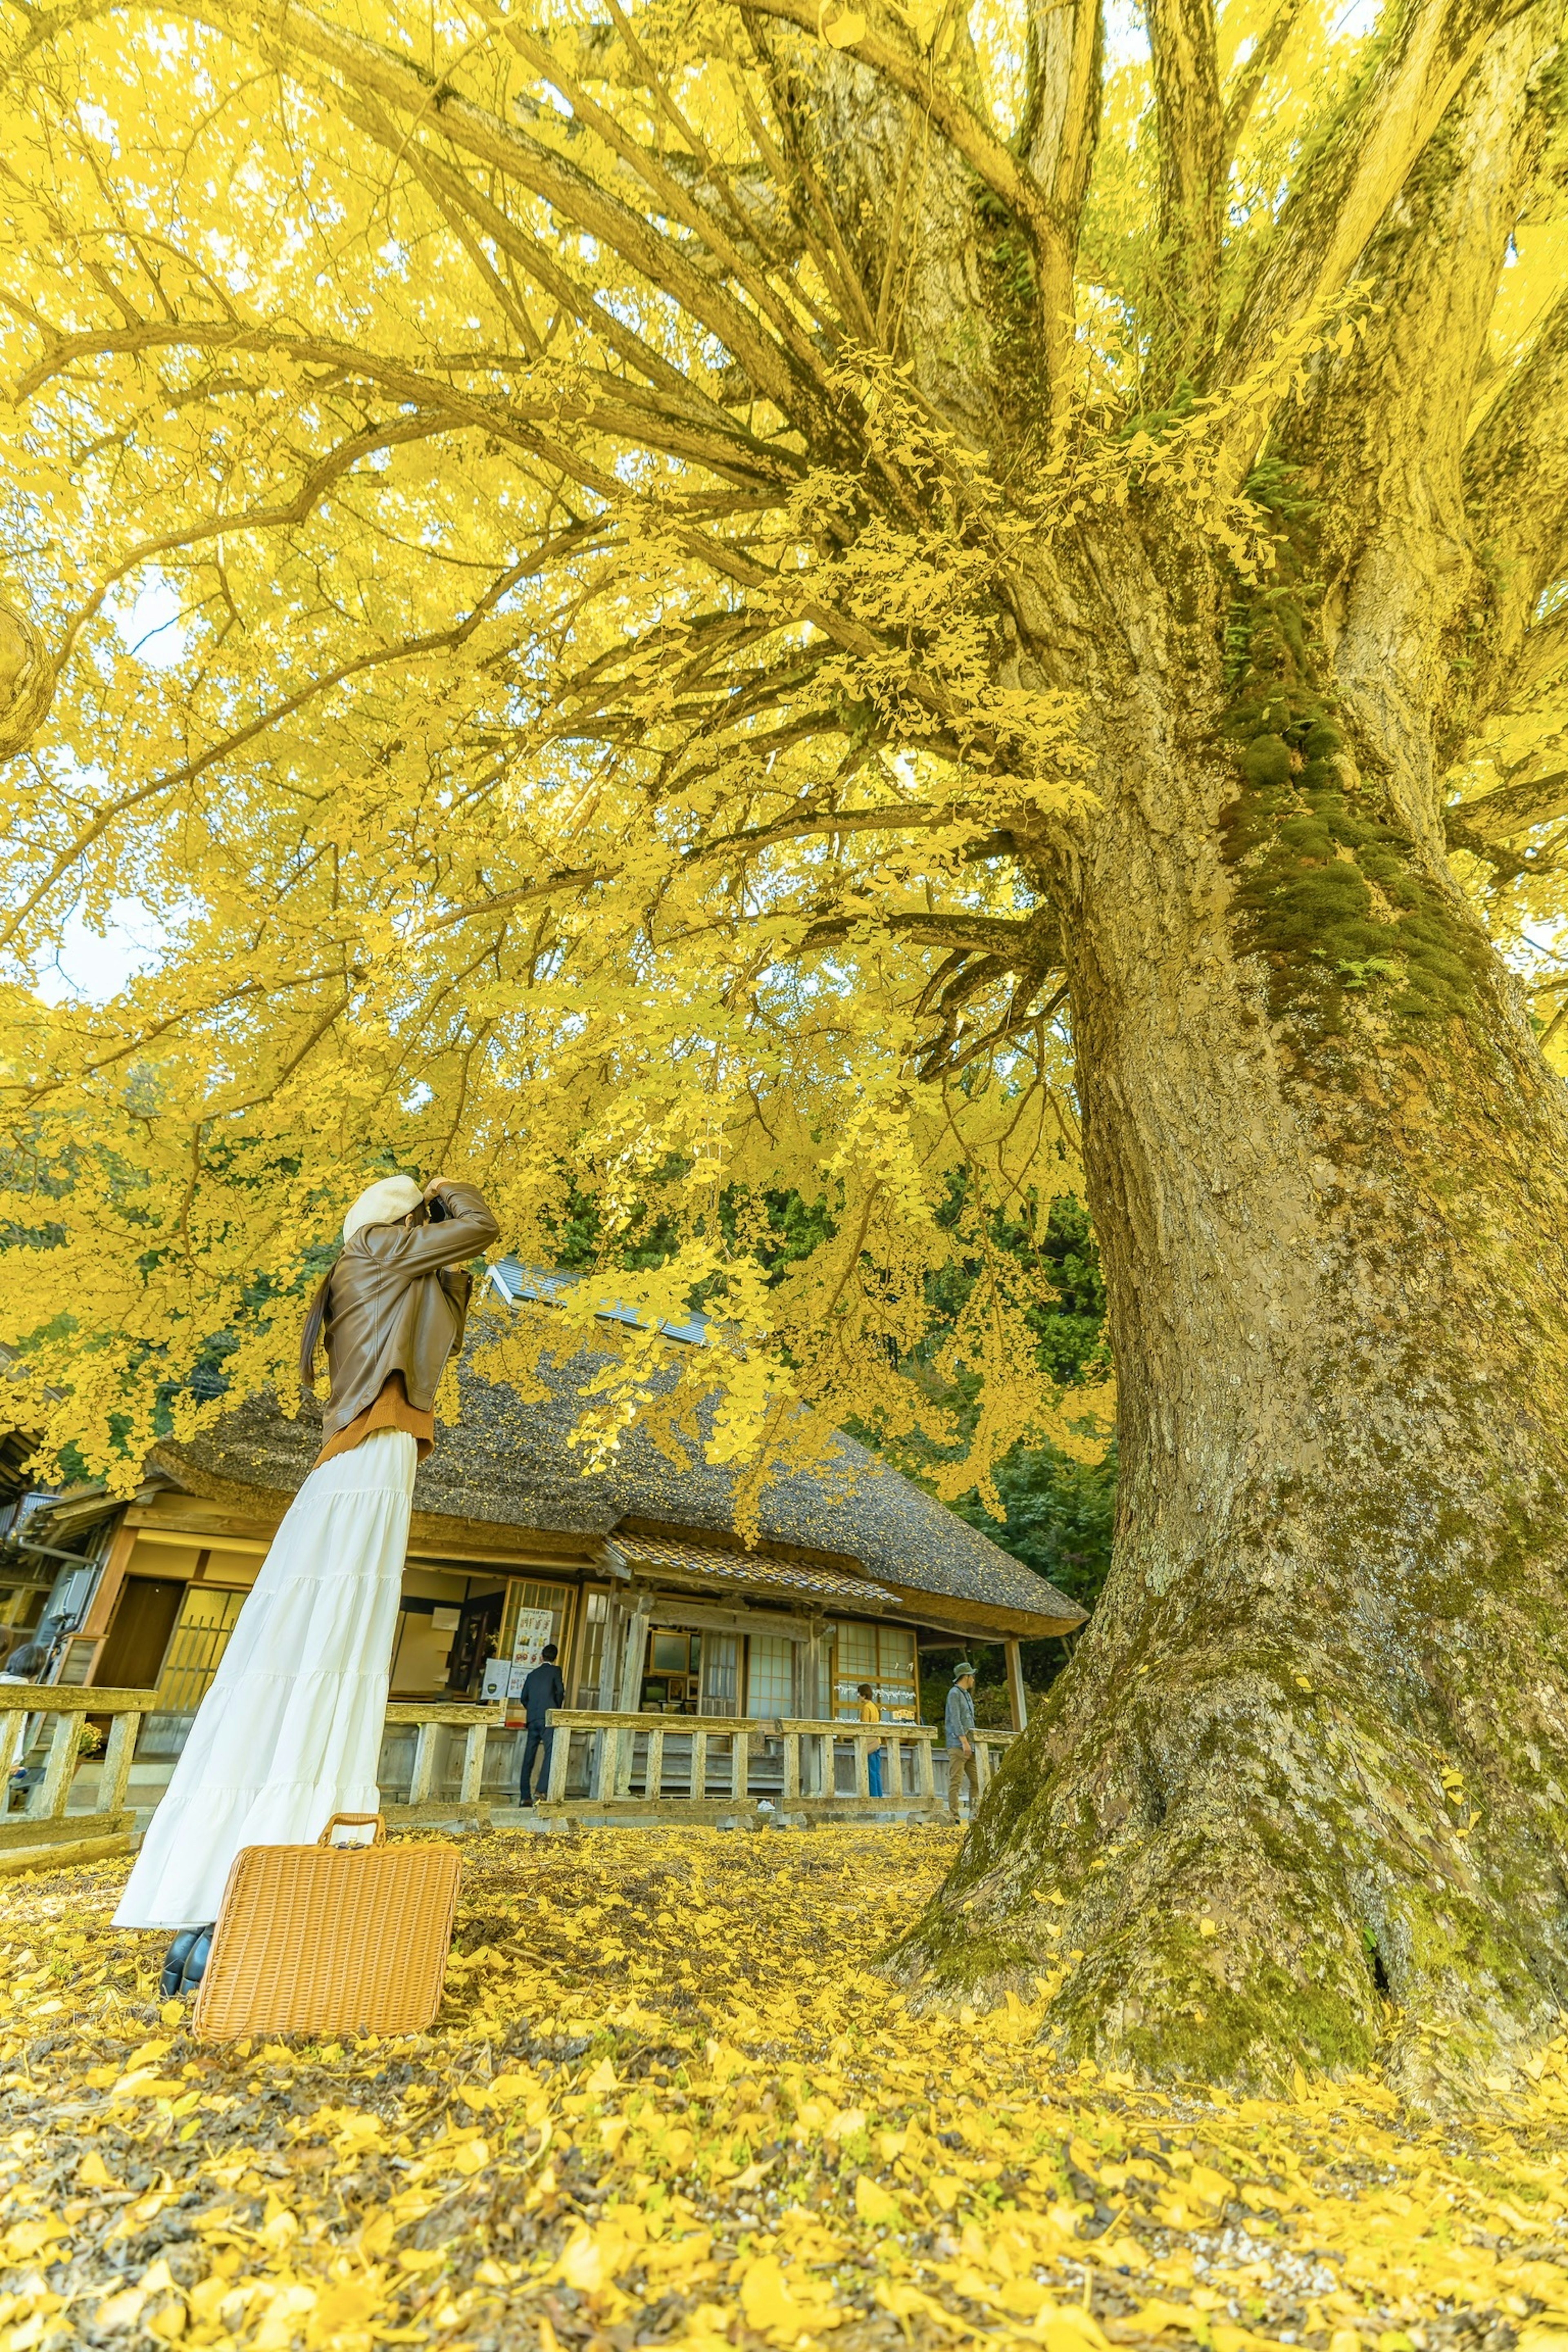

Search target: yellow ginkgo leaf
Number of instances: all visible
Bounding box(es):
[739,2256,844,2343]
[853,2173,902,2227]
[819,2,867,46]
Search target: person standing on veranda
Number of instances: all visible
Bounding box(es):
[856,1682,886,1800]
[114,1172,500,1992]
[517,1641,565,1807]
[944,1663,979,1821]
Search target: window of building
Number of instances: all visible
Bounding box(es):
[746,1632,796,1718]
[154,1587,248,1715]
[701,1631,739,1716]
[830,1620,918,1719]
[642,1628,702,1713]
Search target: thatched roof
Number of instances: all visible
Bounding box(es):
[152,1332,1087,1637]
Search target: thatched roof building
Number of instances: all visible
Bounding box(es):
[30,1290,1086,1735]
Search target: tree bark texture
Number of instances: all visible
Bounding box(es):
[894,519,1568,2095]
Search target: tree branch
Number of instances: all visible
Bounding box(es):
[1018,0,1103,390]
[1275,4,1556,817]
[1221,0,1309,168]
[1448,764,1568,843]
[167,0,822,428]
[0,552,561,949]
[50,407,445,672]
[738,0,1056,256]
[802,907,1060,960]
[1217,0,1534,474]
[1464,285,1568,702]
[1146,0,1225,390]
[1502,603,1568,709]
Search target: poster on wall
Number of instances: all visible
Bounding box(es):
[508,1606,557,1698]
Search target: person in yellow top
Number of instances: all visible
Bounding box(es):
[856,1682,886,1799]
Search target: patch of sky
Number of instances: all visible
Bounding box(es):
[76,100,121,151]
[33,897,180,1007]
[109,572,188,670]
[1102,0,1149,72]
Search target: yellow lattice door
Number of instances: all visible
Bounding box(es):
[154,1587,247,1714]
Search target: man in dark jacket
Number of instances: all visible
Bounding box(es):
[519,1642,566,1806]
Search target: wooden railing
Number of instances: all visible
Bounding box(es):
[2,1691,1016,1856]
[0,1684,158,1853]
[381,1701,505,1829]
[971,1729,1016,1794]
[537,1710,1017,1817]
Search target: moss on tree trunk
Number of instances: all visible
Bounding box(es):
[893,576,1568,2098]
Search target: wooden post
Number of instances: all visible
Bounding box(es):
[781,1729,800,1801]
[690,1728,708,1802]
[408,1721,441,1806]
[646,1726,666,1800]
[731,1729,751,1800]
[598,1726,621,1800]
[80,1518,137,1653]
[853,1735,871,1799]
[29,1713,78,1822]
[617,1602,650,1712]
[884,1728,904,1799]
[459,1722,489,1806]
[805,1619,828,1717]
[597,1606,624,1709]
[0,1710,25,1780]
[546,1722,572,1802]
[915,1734,935,1799]
[96,1711,139,1816]
[1005,1639,1029,1733]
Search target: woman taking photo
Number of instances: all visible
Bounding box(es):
[114,1172,499,1992]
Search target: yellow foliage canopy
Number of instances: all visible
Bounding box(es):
[0,0,1562,1493]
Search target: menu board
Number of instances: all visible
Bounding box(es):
[508,1605,557,1698]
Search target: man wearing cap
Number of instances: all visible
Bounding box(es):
[944,1663,979,1821]
[115,1172,499,1990]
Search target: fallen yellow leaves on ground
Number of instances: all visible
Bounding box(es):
[2,1824,1567,2352]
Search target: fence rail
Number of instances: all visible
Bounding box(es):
[537,1709,1016,1818]
[3,1690,1016,1855]
[0,1684,157,1852]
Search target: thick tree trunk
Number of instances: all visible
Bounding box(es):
[894,572,1568,2096]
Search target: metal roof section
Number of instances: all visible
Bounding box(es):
[486,1261,711,1348]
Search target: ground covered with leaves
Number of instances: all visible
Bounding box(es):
[3,1825,1568,2352]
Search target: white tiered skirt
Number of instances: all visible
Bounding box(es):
[114,1428,417,1930]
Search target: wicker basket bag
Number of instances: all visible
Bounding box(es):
[193,1813,462,2042]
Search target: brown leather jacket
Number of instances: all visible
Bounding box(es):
[303,1180,501,1447]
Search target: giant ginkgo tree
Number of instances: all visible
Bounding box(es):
[3,0,1568,2087]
